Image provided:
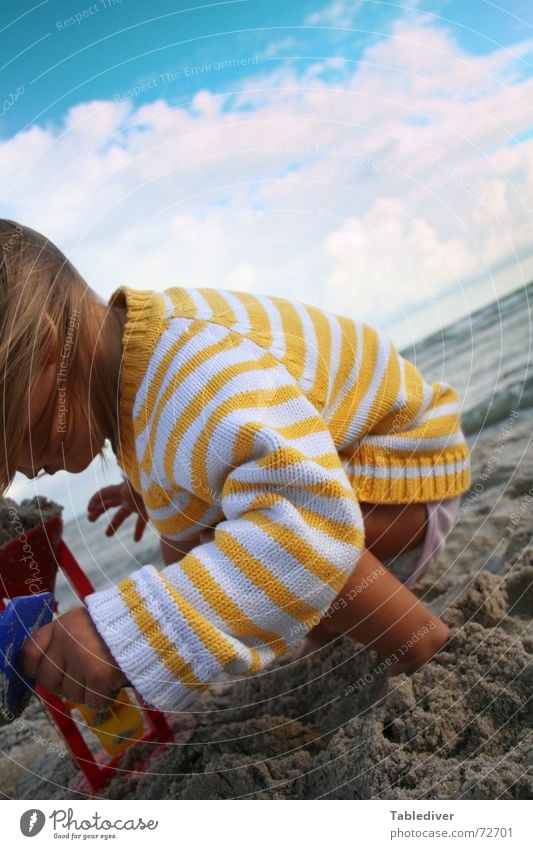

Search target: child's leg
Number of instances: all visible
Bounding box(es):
[391,496,462,588]
[359,500,430,561]
[160,528,217,565]
[160,533,202,565]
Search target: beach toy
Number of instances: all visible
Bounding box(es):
[0,508,175,791]
[0,591,54,724]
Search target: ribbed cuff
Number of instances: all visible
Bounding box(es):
[84,567,198,713]
[350,445,471,503]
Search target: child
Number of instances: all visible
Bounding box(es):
[0,219,470,711]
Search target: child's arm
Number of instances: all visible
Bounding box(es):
[316,547,450,675]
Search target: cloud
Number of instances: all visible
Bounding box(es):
[259,37,298,59]
[304,0,365,28]
[322,196,481,307]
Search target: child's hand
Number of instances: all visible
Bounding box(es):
[21,607,129,708]
[387,622,450,679]
[87,480,148,542]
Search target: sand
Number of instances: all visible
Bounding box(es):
[0,496,63,546]
[1,412,532,800]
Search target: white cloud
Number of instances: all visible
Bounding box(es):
[304,0,365,28]
[323,196,480,306]
[258,37,298,59]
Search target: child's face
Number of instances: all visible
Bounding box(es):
[17,360,101,479]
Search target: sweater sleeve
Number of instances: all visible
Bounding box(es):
[85,328,365,712]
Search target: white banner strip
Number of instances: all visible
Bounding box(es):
[3,800,530,848]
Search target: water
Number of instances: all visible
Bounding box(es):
[57,280,533,603]
[400,280,533,435]
[58,514,165,608]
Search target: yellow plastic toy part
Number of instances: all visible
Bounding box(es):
[66,688,145,756]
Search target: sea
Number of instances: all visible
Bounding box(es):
[52,280,531,608]
[402,279,533,436]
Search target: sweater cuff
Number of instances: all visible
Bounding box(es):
[84,566,199,714]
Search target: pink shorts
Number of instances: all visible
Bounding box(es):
[382,495,462,587]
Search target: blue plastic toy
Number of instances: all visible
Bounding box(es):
[0,592,54,724]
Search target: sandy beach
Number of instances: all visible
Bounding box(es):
[1,407,532,800]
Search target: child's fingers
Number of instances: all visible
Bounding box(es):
[87,485,123,516]
[20,621,57,681]
[58,671,87,704]
[88,485,120,509]
[87,504,107,521]
[134,514,147,542]
[105,506,131,536]
[32,654,66,696]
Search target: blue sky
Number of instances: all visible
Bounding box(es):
[1,0,533,519]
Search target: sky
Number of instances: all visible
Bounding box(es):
[1,0,533,520]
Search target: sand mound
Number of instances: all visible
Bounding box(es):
[0,496,62,546]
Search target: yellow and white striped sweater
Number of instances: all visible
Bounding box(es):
[86,285,471,710]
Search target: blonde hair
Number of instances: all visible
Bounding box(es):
[0,219,118,493]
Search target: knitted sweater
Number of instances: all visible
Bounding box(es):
[85,285,471,711]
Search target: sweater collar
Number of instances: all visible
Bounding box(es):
[108,285,167,488]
